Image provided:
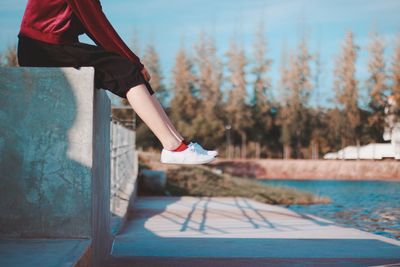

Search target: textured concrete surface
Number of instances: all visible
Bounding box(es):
[0,67,93,237]
[92,81,112,266]
[0,67,112,265]
[105,196,400,266]
[0,238,90,267]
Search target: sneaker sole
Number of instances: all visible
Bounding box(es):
[161,155,216,165]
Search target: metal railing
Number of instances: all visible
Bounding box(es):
[110,115,137,214]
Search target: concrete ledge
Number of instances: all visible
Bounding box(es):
[0,238,91,267]
[0,67,112,265]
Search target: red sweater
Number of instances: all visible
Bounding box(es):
[19,0,144,69]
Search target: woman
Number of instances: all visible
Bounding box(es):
[17,0,218,164]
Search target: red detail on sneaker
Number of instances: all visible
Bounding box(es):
[171,141,188,152]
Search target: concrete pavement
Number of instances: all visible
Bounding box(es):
[104,196,400,266]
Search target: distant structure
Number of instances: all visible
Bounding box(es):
[324,95,400,160]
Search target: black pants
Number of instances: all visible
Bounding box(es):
[17,35,154,98]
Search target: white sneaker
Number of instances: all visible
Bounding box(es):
[189,142,218,157]
[161,142,216,165]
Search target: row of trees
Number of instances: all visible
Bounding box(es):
[2,28,399,159]
[133,27,400,159]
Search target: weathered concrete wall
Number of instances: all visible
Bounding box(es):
[211,159,400,180]
[0,67,112,264]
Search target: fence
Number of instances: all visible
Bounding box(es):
[110,114,138,230]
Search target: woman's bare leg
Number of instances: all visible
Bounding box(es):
[149,94,185,141]
[126,84,182,150]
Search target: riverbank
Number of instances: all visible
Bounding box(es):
[165,166,330,205]
[138,152,330,205]
[209,158,400,180]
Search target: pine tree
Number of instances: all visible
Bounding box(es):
[225,40,251,158]
[194,32,223,113]
[366,31,387,141]
[191,32,225,147]
[250,23,273,158]
[310,45,323,158]
[296,39,313,104]
[367,31,387,108]
[391,34,400,106]
[333,31,360,147]
[169,47,198,139]
[278,44,291,158]
[279,38,313,158]
[142,44,168,106]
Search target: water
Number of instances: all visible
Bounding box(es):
[259,179,400,240]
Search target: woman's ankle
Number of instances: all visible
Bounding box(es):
[163,140,182,151]
[171,141,188,151]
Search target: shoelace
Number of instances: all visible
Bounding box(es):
[188,142,208,155]
[193,142,216,155]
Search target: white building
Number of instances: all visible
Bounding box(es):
[324,95,400,160]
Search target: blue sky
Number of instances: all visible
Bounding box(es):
[1,0,399,107]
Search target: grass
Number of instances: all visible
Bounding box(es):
[166,165,330,205]
[138,153,330,205]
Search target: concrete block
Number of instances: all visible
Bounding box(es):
[0,67,112,265]
[0,238,91,267]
